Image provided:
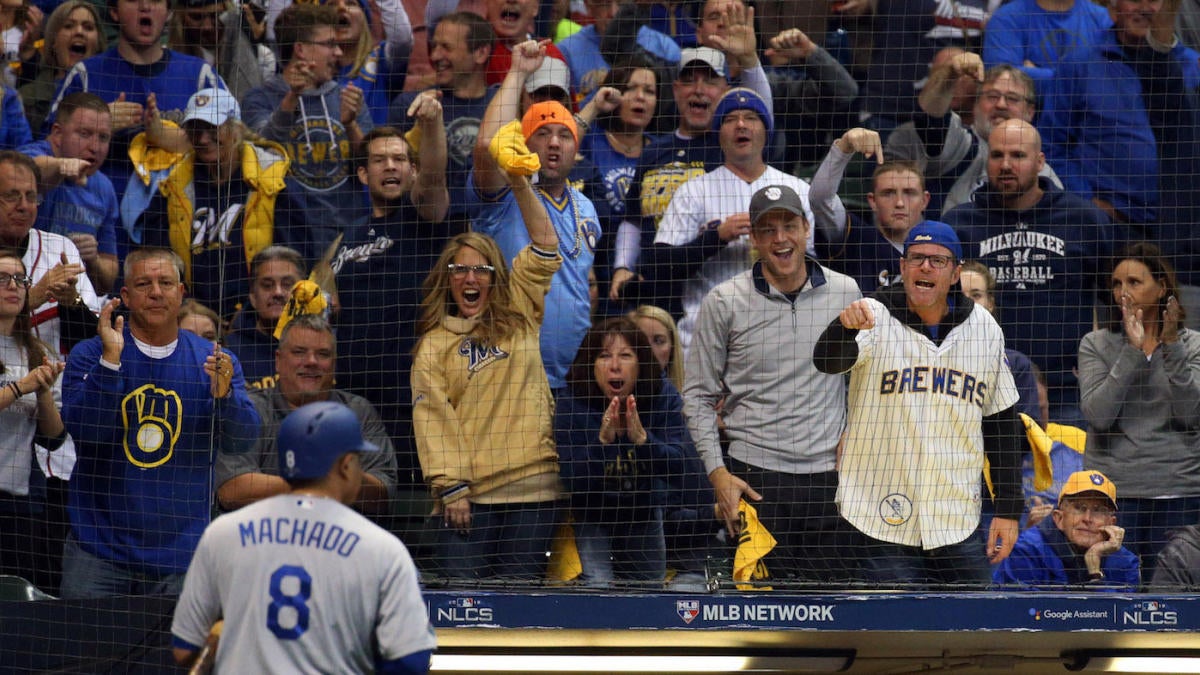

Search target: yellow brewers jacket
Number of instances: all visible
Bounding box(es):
[127,131,290,288]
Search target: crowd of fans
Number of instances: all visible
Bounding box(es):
[1,0,1200,597]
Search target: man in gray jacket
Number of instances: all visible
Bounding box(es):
[684,184,861,584]
[215,314,397,520]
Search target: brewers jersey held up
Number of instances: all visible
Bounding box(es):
[821,289,1020,550]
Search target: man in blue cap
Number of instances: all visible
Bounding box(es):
[172,400,435,674]
[814,220,1027,588]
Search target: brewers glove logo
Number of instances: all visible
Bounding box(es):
[121,384,183,468]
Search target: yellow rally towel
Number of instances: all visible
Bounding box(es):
[273,279,327,339]
[488,119,541,176]
[1046,422,1086,453]
[404,125,422,157]
[984,414,1087,498]
[1019,412,1056,493]
[547,519,582,582]
[734,500,775,590]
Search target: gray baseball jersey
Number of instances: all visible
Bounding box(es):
[836,298,1019,550]
[171,494,435,673]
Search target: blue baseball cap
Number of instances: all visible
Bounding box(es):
[903,221,962,261]
[277,401,379,481]
[711,87,774,137]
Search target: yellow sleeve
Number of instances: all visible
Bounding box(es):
[411,336,473,501]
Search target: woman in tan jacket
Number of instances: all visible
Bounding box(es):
[412,164,562,580]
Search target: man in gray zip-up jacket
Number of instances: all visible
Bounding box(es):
[684,184,861,584]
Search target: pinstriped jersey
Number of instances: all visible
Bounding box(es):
[836,298,1018,549]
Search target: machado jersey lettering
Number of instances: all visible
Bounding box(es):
[171,494,435,674]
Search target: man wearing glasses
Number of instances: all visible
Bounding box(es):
[993,471,1139,590]
[243,2,373,259]
[886,59,1061,216]
[814,220,1026,587]
[0,151,100,357]
[944,119,1112,428]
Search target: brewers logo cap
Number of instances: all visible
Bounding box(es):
[749,184,806,227]
[903,220,963,261]
[183,88,241,127]
[1059,470,1118,511]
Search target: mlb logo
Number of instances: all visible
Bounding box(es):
[677,600,700,624]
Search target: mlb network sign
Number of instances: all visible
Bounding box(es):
[676,599,835,626]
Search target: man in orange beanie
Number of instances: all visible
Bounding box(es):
[470,39,600,391]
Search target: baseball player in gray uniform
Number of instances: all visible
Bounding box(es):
[813,221,1026,587]
[171,401,436,674]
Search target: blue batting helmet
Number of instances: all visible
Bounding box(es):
[277,401,379,481]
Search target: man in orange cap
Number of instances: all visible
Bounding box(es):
[993,470,1140,590]
[471,38,601,391]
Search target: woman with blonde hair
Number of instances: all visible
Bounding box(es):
[17,0,105,132]
[412,169,562,581]
[630,304,684,392]
[324,0,411,124]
